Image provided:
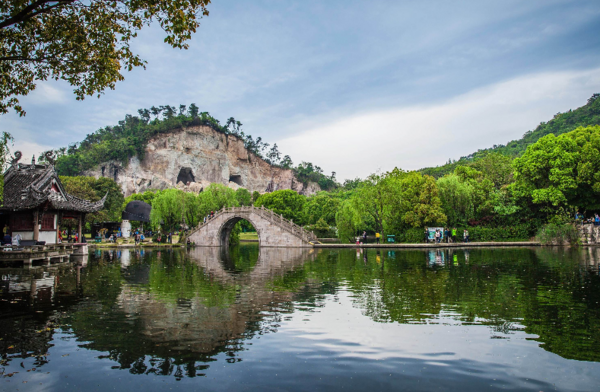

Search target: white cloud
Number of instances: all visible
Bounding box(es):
[12,140,54,163]
[277,67,600,181]
[26,82,69,106]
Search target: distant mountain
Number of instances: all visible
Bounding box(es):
[420,93,600,178]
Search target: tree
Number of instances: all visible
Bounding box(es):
[254,189,306,223]
[183,191,202,228]
[280,155,293,169]
[235,188,252,207]
[266,143,281,165]
[188,103,199,119]
[91,177,125,223]
[436,174,475,227]
[0,131,13,204]
[150,188,185,233]
[197,183,238,216]
[1,0,211,116]
[60,175,124,225]
[335,200,363,242]
[512,126,600,211]
[351,173,387,235]
[470,152,514,188]
[303,192,341,226]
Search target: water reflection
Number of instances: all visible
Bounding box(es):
[1,246,600,389]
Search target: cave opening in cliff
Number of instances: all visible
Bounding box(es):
[229,175,243,186]
[177,167,195,184]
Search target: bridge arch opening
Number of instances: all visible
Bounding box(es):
[218,217,259,248]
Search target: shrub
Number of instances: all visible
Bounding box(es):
[535,223,580,246]
[391,223,536,243]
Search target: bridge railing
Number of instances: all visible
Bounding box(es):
[189,205,317,242]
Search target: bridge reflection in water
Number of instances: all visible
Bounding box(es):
[2,246,600,385]
[115,247,316,357]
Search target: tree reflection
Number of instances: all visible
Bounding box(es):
[1,246,599,380]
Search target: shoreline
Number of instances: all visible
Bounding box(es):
[313,241,541,248]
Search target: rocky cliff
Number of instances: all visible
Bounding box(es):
[84,125,320,197]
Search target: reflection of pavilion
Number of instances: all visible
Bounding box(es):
[0,265,81,369]
[114,247,315,356]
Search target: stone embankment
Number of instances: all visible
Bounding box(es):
[579,224,600,245]
[84,125,320,197]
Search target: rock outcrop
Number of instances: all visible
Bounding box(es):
[84,126,320,197]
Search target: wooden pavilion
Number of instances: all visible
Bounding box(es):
[1,152,106,244]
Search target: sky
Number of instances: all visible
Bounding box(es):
[2,0,600,180]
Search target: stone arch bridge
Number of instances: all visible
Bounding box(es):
[188,206,317,247]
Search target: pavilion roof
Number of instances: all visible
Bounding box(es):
[2,152,106,213]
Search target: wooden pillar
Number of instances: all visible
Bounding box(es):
[78,213,83,243]
[33,210,39,241]
[56,212,61,243]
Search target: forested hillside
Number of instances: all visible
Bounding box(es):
[46,104,337,190]
[421,93,600,178]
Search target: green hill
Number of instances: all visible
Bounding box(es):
[421,93,600,178]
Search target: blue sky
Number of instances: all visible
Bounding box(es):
[2,0,600,180]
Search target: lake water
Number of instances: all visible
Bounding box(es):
[1,245,600,391]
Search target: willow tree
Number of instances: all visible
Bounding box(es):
[1,0,211,115]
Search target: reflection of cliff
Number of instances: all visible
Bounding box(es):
[116,247,315,354]
[83,126,321,197]
[66,247,316,372]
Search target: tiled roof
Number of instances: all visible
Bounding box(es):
[2,155,106,213]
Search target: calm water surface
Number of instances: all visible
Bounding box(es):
[1,246,600,391]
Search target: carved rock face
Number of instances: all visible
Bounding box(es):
[84,126,320,197]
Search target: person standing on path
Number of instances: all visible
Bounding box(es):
[424,228,429,243]
[362,231,367,244]
[464,229,469,243]
[452,227,457,243]
[375,232,380,244]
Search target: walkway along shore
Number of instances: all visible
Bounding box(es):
[86,241,600,249]
[312,241,541,249]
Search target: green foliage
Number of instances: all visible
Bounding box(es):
[293,161,337,191]
[535,223,580,246]
[437,174,476,227]
[436,166,495,227]
[60,176,124,224]
[235,188,252,206]
[393,228,424,243]
[335,169,446,240]
[335,199,363,242]
[0,0,211,116]
[305,218,335,238]
[513,126,600,211]
[198,183,239,216]
[254,189,306,223]
[465,224,534,242]
[0,131,13,204]
[150,189,185,232]
[123,190,157,208]
[303,192,341,226]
